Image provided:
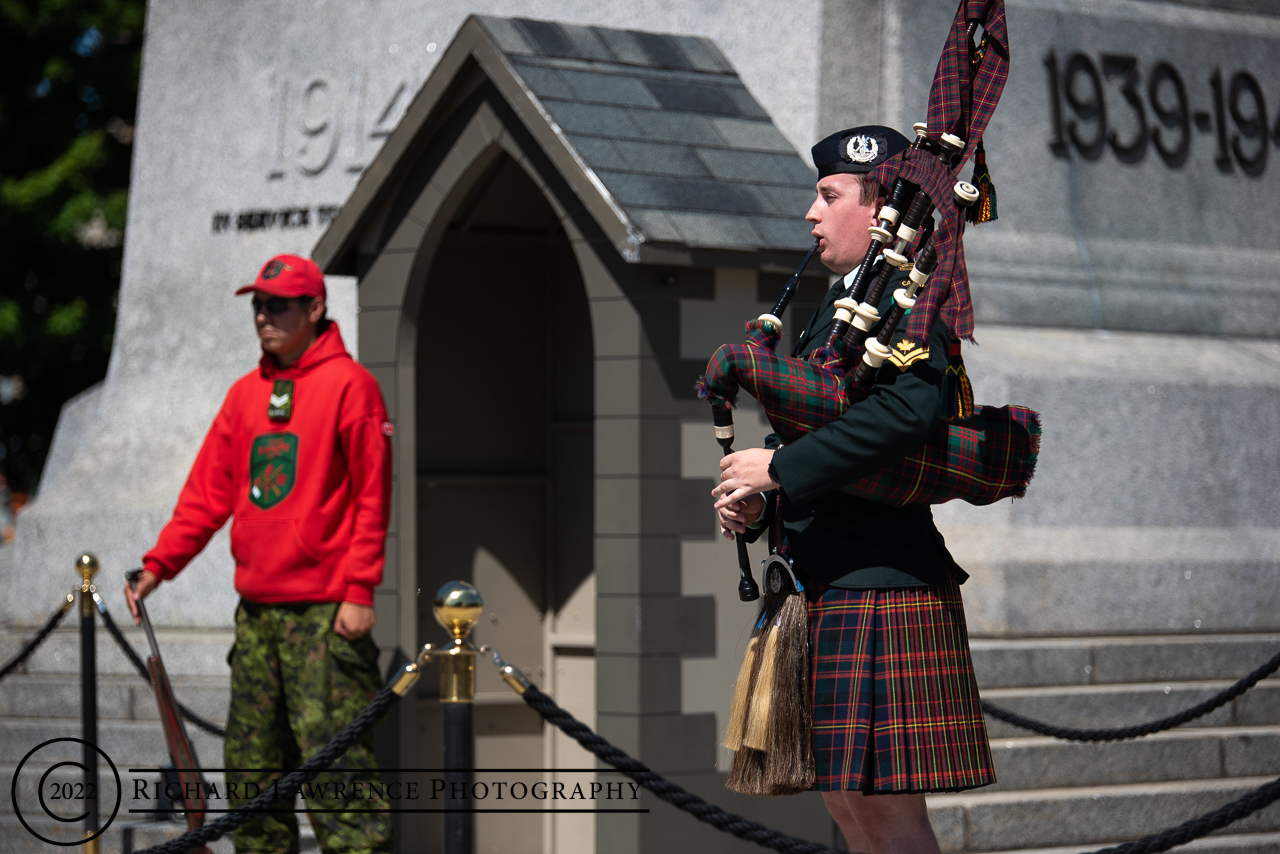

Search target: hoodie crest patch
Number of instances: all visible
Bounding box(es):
[250,433,298,509]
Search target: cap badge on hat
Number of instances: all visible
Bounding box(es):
[844,134,882,164]
[813,125,909,178]
[236,253,325,298]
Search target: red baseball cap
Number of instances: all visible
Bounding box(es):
[235,254,327,299]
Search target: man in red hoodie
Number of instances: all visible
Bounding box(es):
[125,254,393,853]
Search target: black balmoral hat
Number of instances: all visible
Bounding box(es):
[812,125,911,178]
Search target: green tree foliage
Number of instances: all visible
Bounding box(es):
[0,0,144,494]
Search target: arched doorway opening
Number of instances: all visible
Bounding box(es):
[415,149,596,853]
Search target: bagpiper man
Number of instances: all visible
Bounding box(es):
[126,254,394,854]
[714,126,995,854]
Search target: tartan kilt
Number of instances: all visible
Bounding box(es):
[807,580,995,793]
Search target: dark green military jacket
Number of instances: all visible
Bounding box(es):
[755,263,967,589]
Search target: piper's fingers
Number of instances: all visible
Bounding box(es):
[713,484,753,510]
[720,518,745,536]
[711,477,745,499]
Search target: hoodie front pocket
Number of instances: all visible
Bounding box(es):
[230,517,323,585]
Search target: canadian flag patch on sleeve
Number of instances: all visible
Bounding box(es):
[381,421,395,437]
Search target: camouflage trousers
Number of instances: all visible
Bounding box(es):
[225,600,393,854]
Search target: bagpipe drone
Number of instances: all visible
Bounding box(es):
[698,0,1038,795]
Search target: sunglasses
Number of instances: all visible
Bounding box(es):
[252,296,302,315]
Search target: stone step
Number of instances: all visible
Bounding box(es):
[0,717,223,771]
[0,816,235,854]
[970,633,1280,689]
[0,625,233,678]
[934,523,1280,638]
[927,777,1280,852]
[980,679,1280,738]
[959,830,1280,854]
[0,818,318,854]
[0,673,228,723]
[0,800,315,852]
[987,726,1280,791]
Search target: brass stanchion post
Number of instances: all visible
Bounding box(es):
[382,582,485,854]
[77,552,100,853]
[435,582,482,854]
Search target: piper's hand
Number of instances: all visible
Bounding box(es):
[125,570,160,626]
[717,493,766,540]
[334,602,377,640]
[713,448,780,511]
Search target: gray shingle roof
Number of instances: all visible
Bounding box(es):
[478,16,815,254]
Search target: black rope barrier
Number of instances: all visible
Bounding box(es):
[19,583,1265,854]
[516,669,1280,854]
[1087,773,1280,854]
[133,683,399,854]
[97,603,227,738]
[981,647,1280,742]
[520,685,842,854]
[6,579,1271,854]
[0,595,74,682]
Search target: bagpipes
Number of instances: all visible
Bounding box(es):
[698,0,1035,795]
[126,570,214,851]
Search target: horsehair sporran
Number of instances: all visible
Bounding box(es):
[725,582,813,796]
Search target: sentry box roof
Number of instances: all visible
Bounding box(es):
[315,15,816,273]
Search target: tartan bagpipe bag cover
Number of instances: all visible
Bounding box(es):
[696,319,1040,507]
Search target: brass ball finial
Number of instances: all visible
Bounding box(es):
[433,581,483,640]
[76,552,100,583]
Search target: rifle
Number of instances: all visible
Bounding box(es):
[125,569,213,852]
